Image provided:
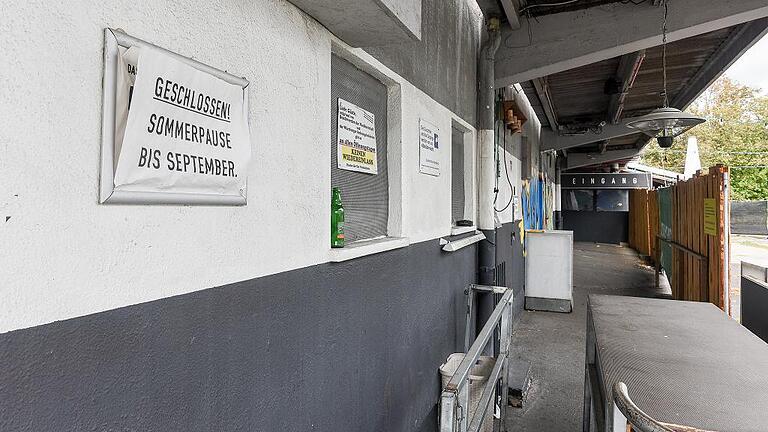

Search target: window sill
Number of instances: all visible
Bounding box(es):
[329,237,410,262]
[450,225,477,236]
[440,232,486,252]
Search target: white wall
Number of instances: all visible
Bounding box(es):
[400,84,476,241]
[495,85,542,225]
[0,0,476,333]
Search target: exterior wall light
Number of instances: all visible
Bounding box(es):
[626,2,705,148]
[627,107,705,148]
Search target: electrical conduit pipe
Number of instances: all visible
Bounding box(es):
[476,18,501,353]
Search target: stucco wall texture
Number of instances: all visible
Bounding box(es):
[492,85,543,225]
[287,0,422,46]
[0,0,480,333]
[0,2,531,431]
[366,0,483,125]
[0,239,478,432]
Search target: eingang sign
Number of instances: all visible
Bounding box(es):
[561,173,651,189]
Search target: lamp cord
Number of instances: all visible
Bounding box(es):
[662,1,669,107]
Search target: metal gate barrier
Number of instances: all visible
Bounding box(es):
[440,285,513,432]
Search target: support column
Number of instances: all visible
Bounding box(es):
[477,19,501,349]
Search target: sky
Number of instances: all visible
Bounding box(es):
[723,33,768,94]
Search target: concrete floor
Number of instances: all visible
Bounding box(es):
[505,242,669,432]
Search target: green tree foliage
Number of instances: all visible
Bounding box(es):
[640,77,768,200]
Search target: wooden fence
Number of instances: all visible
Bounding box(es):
[628,189,658,260]
[628,166,730,312]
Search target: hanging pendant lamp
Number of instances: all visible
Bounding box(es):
[626,2,705,148]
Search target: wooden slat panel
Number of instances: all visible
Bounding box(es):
[629,167,729,311]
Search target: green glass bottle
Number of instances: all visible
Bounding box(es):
[331,187,345,248]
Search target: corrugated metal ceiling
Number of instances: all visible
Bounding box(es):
[476,0,626,22]
[472,0,767,170]
[543,27,734,128]
[522,25,744,167]
[523,0,622,17]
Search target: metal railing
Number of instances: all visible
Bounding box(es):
[440,286,513,432]
[613,382,675,432]
[613,382,714,432]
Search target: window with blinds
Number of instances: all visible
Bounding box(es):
[330,54,389,243]
[451,126,465,222]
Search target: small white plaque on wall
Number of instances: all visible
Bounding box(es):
[100,28,251,205]
[418,119,440,176]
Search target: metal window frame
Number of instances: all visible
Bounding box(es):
[451,122,471,223]
[329,41,406,239]
[451,126,465,221]
[329,52,390,241]
[99,28,250,205]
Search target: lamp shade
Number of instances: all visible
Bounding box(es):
[626,107,705,138]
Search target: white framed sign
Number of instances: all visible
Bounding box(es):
[419,119,440,176]
[100,29,251,205]
[336,98,378,175]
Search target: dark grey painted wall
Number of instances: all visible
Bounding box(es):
[741,276,768,343]
[365,0,481,125]
[562,211,629,244]
[496,221,526,323]
[731,200,768,235]
[0,238,478,432]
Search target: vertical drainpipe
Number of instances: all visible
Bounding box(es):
[554,157,563,229]
[477,18,501,343]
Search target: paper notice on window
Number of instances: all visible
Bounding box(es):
[337,98,377,175]
[113,47,251,198]
[419,119,440,176]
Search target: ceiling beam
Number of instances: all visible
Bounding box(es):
[494,0,768,87]
[630,18,768,151]
[607,50,646,124]
[499,0,522,30]
[566,148,641,170]
[542,120,643,151]
[531,78,559,131]
[670,17,768,109]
